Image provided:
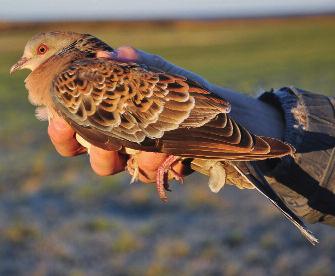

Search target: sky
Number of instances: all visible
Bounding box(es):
[1,0,335,21]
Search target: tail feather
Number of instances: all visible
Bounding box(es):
[232,161,318,245]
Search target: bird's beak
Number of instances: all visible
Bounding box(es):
[10,57,29,75]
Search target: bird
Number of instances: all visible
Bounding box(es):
[10,31,317,244]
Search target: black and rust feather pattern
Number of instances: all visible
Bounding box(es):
[58,33,114,57]
[52,58,293,161]
[74,34,114,53]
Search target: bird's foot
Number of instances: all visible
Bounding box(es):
[156,155,180,203]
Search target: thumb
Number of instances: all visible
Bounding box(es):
[96,46,138,62]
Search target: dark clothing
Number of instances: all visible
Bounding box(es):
[259,87,335,226]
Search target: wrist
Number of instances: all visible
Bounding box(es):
[211,84,285,139]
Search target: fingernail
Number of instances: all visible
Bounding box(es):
[112,47,138,62]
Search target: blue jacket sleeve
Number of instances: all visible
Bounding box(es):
[258,87,335,225]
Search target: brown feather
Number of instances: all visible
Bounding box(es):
[51,57,294,161]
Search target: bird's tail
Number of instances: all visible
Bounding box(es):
[232,161,318,245]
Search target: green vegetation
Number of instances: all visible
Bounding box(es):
[0,16,334,275]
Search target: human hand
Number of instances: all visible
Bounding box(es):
[48,114,187,182]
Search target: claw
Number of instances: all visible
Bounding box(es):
[163,177,172,192]
[127,154,139,184]
[130,163,139,184]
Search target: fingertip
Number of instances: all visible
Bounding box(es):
[134,152,166,183]
[96,47,138,63]
[48,117,85,157]
[90,146,126,176]
[48,117,74,141]
[136,152,168,171]
[90,162,113,177]
[117,46,138,60]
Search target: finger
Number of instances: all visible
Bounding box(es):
[96,46,138,62]
[136,152,169,183]
[48,116,86,157]
[89,145,127,176]
[114,46,138,61]
[135,152,186,183]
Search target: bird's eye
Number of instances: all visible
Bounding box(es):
[37,44,48,55]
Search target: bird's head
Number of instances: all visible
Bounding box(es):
[10,31,113,74]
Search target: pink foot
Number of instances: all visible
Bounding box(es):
[156,155,180,202]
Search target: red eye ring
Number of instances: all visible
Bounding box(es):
[37,44,48,55]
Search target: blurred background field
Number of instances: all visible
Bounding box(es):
[0,15,335,275]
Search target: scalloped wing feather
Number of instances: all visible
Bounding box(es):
[52,58,294,160]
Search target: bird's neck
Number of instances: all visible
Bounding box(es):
[24,53,79,108]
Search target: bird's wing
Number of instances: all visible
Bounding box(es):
[51,58,293,159]
[233,161,318,245]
